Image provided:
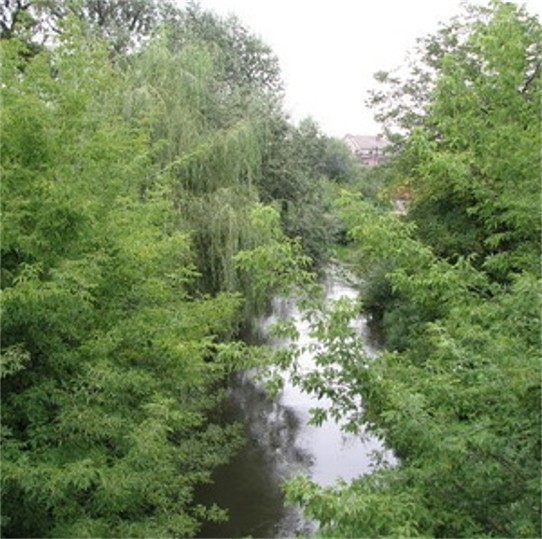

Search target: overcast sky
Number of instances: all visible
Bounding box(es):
[191,0,541,137]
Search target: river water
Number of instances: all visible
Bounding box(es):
[198,269,386,538]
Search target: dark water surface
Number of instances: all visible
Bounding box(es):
[198,270,387,538]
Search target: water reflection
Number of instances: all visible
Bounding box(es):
[198,373,313,538]
[198,269,387,538]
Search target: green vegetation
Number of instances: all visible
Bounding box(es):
[284,2,541,537]
[0,1,347,536]
[2,0,540,538]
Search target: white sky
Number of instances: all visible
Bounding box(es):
[190,0,541,137]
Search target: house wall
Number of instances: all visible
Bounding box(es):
[343,134,387,166]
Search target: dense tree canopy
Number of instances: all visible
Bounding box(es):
[284,2,541,537]
[1,21,235,538]
[0,2,318,536]
[3,1,539,538]
[1,0,168,52]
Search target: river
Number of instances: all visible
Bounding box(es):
[198,268,387,538]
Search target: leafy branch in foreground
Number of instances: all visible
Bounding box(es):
[285,193,540,538]
[283,3,541,536]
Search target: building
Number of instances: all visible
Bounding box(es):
[343,134,388,166]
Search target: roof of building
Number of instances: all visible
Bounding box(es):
[344,134,388,152]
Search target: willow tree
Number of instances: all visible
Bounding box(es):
[120,6,290,293]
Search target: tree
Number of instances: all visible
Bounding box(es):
[318,135,361,184]
[1,2,319,533]
[164,3,283,98]
[1,0,168,53]
[256,117,347,265]
[283,2,542,537]
[0,13,285,535]
[370,1,541,280]
[286,194,541,538]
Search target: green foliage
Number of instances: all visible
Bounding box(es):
[372,1,541,280]
[285,471,432,538]
[257,117,347,264]
[165,3,283,98]
[318,136,362,184]
[234,204,314,310]
[1,1,324,534]
[350,162,395,205]
[284,3,542,537]
[285,194,541,538]
[118,7,294,294]
[1,9,302,536]
[1,0,169,53]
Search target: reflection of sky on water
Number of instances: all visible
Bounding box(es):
[199,271,389,538]
[272,275,388,489]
